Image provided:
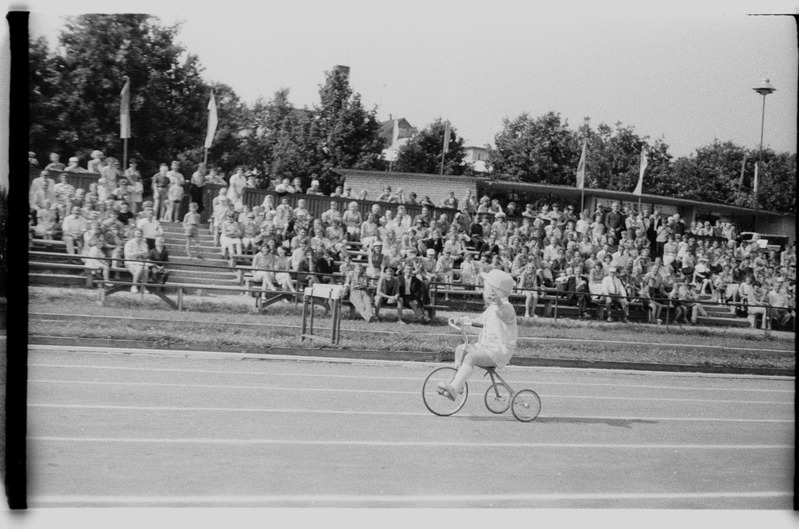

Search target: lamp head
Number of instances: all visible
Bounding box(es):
[753,78,776,96]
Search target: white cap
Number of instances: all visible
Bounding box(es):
[480,269,515,297]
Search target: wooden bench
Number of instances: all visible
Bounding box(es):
[29,256,131,288]
[96,280,299,311]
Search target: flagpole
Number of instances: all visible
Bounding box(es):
[580,188,585,215]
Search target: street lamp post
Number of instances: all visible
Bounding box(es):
[752,78,775,230]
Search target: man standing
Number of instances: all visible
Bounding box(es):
[603,201,624,242]
[152,163,171,221]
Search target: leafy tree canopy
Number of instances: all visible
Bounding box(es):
[394,118,466,175]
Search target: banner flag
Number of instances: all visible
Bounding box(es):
[753,162,759,194]
[575,140,587,189]
[204,91,218,149]
[442,120,451,154]
[739,155,746,187]
[633,148,648,196]
[120,77,131,139]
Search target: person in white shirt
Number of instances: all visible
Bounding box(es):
[600,267,630,323]
[123,228,150,293]
[61,206,87,254]
[437,269,518,400]
[136,208,164,250]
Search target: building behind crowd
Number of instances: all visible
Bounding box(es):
[28,166,796,244]
[335,168,795,243]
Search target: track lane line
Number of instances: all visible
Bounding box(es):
[26,379,795,405]
[28,345,796,381]
[27,362,796,393]
[27,404,795,423]
[28,490,794,505]
[28,436,794,448]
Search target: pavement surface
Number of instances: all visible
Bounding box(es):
[23,345,795,509]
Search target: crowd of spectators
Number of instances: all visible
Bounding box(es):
[28,152,796,329]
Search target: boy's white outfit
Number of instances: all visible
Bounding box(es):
[461,300,518,368]
[444,270,518,395]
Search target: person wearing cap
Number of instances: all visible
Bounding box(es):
[437,269,518,400]
[600,267,630,323]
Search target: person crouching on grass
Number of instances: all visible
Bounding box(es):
[437,269,518,400]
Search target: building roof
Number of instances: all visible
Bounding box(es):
[335,167,482,184]
[479,179,789,217]
[333,168,791,218]
[378,118,415,144]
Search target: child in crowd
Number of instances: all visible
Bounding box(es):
[182,202,202,258]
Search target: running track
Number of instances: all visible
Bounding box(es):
[26,345,794,508]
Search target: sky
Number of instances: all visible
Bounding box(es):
[10,1,799,170]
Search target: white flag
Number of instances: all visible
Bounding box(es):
[575,140,587,190]
[753,162,759,194]
[120,77,131,139]
[204,92,218,149]
[633,148,648,196]
[442,120,451,154]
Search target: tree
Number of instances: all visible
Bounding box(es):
[575,119,671,194]
[312,68,386,190]
[29,14,214,176]
[750,149,796,214]
[393,118,466,175]
[492,111,580,185]
[29,36,64,155]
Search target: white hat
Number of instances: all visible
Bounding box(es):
[480,269,515,297]
[609,267,617,272]
[426,249,436,255]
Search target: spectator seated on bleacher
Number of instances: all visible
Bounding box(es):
[123,228,150,293]
[147,236,170,286]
